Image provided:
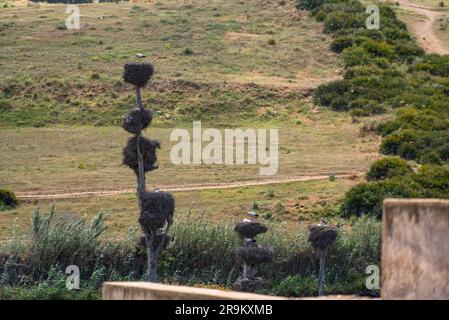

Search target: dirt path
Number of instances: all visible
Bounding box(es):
[15,173,363,200]
[397,1,449,55]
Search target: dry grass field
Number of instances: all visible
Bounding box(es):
[0,0,381,240]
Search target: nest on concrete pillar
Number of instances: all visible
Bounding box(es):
[138,191,175,230]
[123,62,154,88]
[122,136,160,174]
[234,221,267,239]
[122,108,153,134]
[235,244,274,266]
[308,223,338,251]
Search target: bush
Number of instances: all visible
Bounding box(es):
[342,46,372,67]
[331,35,369,53]
[413,165,449,198]
[323,11,365,33]
[366,157,413,181]
[0,189,17,210]
[361,40,395,60]
[413,54,449,77]
[340,178,423,218]
[348,99,386,116]
[380,129,418,155]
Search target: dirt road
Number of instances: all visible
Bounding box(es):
[397,1,449,55]
[15,173,363,200]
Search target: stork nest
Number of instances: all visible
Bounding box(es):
[122,108,153,134]
[122,136,160,173]
[235,244,273,265]
[308,224,338,251]
[234,221,267,239]
[139,191,175,230]
[123,62,154,87]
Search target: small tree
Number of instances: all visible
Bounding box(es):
[121,62,175,282]
[308,222,338,296]
[233,220,273,292]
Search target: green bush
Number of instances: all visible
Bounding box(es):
[331,35,369,53]
[323,11,365,33]
[342,46,372,67]
[348,98,385,116]
[380,129,418,155]
[270,275,318,297]
[0,189,17,210]
[413,165,449,198]
[413,54,449,77]
[366,157,413,181]
[340,178,423,218]
[361,40,395,60]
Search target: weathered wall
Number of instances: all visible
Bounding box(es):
[102,282,285,300]
[382,199,449,300]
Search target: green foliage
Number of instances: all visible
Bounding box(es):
[366,157,413,181]
[0,206,381,298]
[413,54,449,77]
[340,177,423,218]
[323,11,365,33]
[0,189,17,210]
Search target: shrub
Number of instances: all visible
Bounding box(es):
[342,46,372,67]
[361,40,395,60]
[0,189,17,210]
[323,11,364,33]
[340,177,423,218]
[330,35,369,53]
[413,165,449,198]
[348,99,386,116]
[366,157,413,181]
[413,54,449,77]
[380,129,418,155]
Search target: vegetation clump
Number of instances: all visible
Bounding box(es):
[0,189,17,210]
[298,0,449,218]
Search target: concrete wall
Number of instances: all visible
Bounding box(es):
[102,282,367,300]
[102,282,285,300]
[382,199,449,300]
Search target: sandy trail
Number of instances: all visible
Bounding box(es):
[15,173,363,200]
[397,1,449,55]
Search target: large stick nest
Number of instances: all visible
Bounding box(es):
[234,221,267,239]
[122,136,160,173]
[123,62,154,87]
[139,191,175,230]
[122,108,153,134]
[235,244,273,265]
[308,224,338,251]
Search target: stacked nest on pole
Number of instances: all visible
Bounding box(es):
[123,108,153,134]
[307,222,338,296]
[120,62,175,282]
[123,62,154,88]
[233,220,272,293]
[308,224,338,252]
[234,221,267,239]
[139,191,175,231]
[122,136,160,173]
